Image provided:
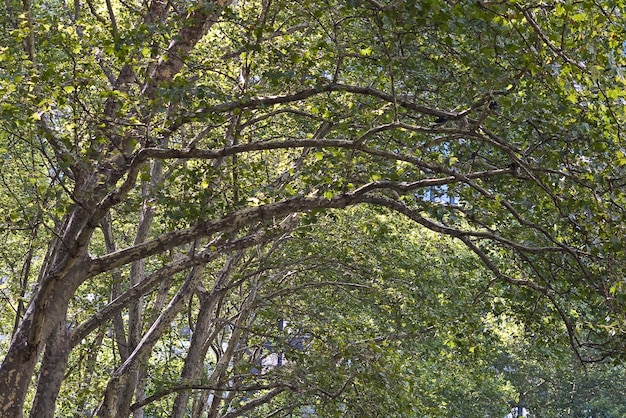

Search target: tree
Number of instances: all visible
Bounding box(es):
[1,0,626,416]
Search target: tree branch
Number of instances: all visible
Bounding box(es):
[362,196,563,255]
[167,83,457,135]
[88,193,368,275]
[516,5,586,71]
[130,382,291,412]
[72,229,280,346]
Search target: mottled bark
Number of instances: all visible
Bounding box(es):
[0,0,235,411]
[71,231,272,346]
[29,317,71,418]
[97,264,207,417]
[0,330,40,418]
[96,374,129,418]
[0,245,91,417]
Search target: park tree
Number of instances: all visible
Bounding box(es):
[1,0,626,416]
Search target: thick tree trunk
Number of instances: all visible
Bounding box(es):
[0,258,87,416]
[29,316,71,418]
[0,2,239,413]
[115,369,141,418]
[0,259,88,416]
[0,199,96,415]
[0,326,42,417]
[97,375,129,418]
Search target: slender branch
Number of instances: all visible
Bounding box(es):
[240,108,327,129]
[167,83,457,134]
[221,388,286,418]
[361,196,563,255]
[105,0,118,37]
[459,235,548,291]
[460,235,584,363]
[130,383,292,411]
[516,5,586,71]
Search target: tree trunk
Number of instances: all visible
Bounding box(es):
[0,327,42,417]
[29,316,71,418]
[0,287,80,415]
[0,251,89,416]
[171,252,244,416]
[170,280,230,417]
[0,197,97,414]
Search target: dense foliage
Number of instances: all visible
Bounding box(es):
[1,0,626,416]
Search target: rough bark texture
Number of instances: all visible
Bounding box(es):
[97,264,207,417]
[0,332,40,418]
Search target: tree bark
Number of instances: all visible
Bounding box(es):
[0,246,90,417]
[29,316,71,418]
[170,253,242,417]
[0,166,116,413]
[97,264,207,417]
[115,172,159,417]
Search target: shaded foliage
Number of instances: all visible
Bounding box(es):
[1,0,626,416]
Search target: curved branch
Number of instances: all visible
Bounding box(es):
[460,235,584,362]
[516,5,587,71]
[88,163,524,277]
[221,387,287,418]
[362,196,563,255]
[167,83,456,135]
[88,193,369,276]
